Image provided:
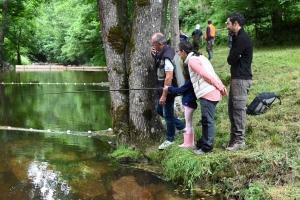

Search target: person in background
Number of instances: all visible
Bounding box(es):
[190,24,203,51]
[163,48,197,148]
[204,20,216,61]
[223,13,253,151]
[176,41,227,155]
[151,33,186,150]
[179,30,189,41]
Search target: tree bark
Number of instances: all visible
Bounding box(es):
[160,0,169,35]
[97,0,130,144]
[169,0,184,119]
[128,0,165,143]
[17,28,22,65]
[97,0,168,145]
[169,0,179,50]
[271,9,282,38]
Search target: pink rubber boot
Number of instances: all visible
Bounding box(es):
[178,133,194,148]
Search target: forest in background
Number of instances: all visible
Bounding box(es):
[0,0,300,67]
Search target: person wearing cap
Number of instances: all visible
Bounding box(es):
[204,20,216,61]
[190,24,203,51]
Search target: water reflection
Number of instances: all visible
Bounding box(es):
[0,130,189,199]
[0,71,191,200]
[0,70,112,132]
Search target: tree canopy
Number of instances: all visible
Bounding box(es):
[0,0,105,66]
[0,0,300,65]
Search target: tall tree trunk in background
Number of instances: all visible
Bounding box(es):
[97,0,168,146]
[169,0,184,119]
[160,0,169,35]
[0,0,8,66]
[271,9,282,39]
[17,28,22,64]
[169,0,179,50]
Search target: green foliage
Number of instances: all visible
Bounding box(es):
[33,0,105,65]
[179,0,300,46]
[179,0,212,31]
[239,183,270,200]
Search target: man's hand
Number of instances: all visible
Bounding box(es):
[160,86,169,105]
[159,96,166,105]
[151,47,156,57]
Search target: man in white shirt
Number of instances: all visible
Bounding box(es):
[151,33,186,150]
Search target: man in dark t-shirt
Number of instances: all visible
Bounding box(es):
[190,24,203,51]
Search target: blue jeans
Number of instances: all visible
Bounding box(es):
[195,98,218,152]
[156,98,185,142]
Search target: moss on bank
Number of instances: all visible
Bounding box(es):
[111,46,300,199]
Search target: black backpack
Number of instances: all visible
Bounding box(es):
[246,92,281,115]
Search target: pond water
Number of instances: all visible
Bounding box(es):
[0,70,192,199]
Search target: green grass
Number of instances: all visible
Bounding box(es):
[111,145,145,163]
[114,45,300,199]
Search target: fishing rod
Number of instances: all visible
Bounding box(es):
[1,82,162,96]
[15,87,162,96]
[0,82,109,86]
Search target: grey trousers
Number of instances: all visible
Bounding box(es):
[228,79,252,143]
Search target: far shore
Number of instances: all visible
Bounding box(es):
[16,65,107,72]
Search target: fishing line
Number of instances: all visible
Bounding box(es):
[13,88,161,97]
[0,82,109,86]
[1,82,161,96]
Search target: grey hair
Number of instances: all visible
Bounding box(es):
[155,34,167,45]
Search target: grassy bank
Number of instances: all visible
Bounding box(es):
[112,46,300,199]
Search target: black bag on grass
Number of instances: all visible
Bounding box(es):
[246,92,281,115]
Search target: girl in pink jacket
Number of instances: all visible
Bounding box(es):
[176,41,227,155]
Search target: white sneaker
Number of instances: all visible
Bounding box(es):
[175,127,187,134]
[158,140,174,150]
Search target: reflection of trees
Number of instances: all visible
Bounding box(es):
[0,73,9,125]
[0,71,111,131]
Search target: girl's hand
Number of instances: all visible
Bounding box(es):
[220,87,228,95]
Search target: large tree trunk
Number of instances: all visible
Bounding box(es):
[97,0,171,145]
[0,0,8,66]
[97,0,130,144]
[128,0,165,143]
